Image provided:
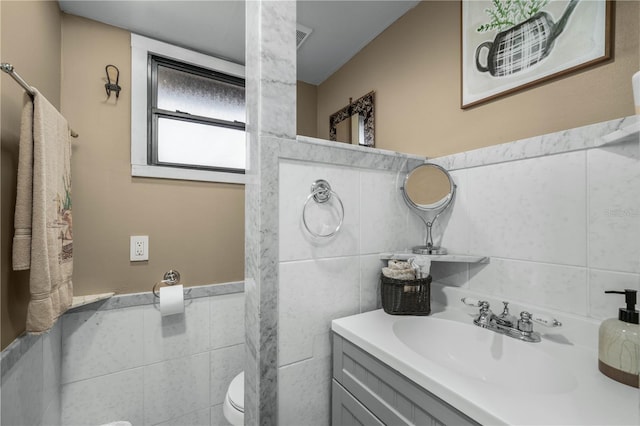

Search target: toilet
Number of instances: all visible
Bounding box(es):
[223,371,244,426]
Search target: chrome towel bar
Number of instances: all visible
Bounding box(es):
[1,62,79,138]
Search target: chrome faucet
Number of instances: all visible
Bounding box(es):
[497,301,517,326]
[461,298,562,343]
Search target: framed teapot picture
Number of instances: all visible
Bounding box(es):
[461,0,612,108]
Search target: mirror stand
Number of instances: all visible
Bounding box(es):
[401,163,456,256]
[412,218,447,255]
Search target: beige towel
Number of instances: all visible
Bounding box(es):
[387,260,412,270]
[13,90,73,333]
[382,267,416,280]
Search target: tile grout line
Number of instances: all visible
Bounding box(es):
[208,296,213,416]
[142,303,147,426]
[487,256,589,270]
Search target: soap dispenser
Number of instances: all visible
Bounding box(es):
[598,289,639,388]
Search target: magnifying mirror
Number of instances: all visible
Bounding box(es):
[401,163,456,254]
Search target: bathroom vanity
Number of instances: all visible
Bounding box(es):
[332,333,478,426]
[331,285,639,426]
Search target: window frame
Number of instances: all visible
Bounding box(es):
[131,34,246,184]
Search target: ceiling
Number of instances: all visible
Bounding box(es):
[58,0,420,85]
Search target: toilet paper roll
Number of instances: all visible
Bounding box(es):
[160,284,184,316]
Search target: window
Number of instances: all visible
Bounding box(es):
[131,34,246,184]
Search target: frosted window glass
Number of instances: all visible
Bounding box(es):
[157,65,245,122]
[157,118,245,170]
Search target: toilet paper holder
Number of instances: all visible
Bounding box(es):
[152,269,181,297]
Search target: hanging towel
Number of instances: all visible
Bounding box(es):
[12,89,73,333]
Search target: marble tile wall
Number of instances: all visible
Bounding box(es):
[277,156,425,425]
[244,1,297,424]
[272,117,637,425]
[0,320,62,426]
[430,119,639,321]
[59,290,245,426]
[1,282,245,426]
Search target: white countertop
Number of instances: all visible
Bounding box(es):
[332,305,639,425]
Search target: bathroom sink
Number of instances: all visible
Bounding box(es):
[332,294,638,426]
[392,316,577,394]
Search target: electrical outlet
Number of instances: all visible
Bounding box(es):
[135,240,144,256]
[130,236,149,261]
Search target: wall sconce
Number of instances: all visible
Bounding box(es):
[105,64,121,99]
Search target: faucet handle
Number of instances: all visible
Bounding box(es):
[461,297,487,307]
[530,313,562,327]
[517,311,534,333]
[462,298,491,316]
[497,301,516,325]
[518,311,562,333]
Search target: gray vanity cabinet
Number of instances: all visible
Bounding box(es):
[332,333,479,426]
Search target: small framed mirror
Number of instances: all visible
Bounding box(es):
[401,163,456,254]
[329,91,374,147]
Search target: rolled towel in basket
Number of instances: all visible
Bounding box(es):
[387,260,412,270]
[382,267,416,280]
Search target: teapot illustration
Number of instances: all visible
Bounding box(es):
[475,0,579,77]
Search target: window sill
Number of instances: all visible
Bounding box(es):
[132,164,246,184]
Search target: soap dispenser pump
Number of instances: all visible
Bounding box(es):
[598,289,639,388]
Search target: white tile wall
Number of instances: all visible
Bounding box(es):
[438,170,470,254]
[360,254,383,313]
[429,261,469,287]
[61,368,144,426]
[277,158,424,425]
[278,355,332,426]
[279,160,361,261]
[42,395,62,426]
[1,338,45,426]
[0,320,62,426]
[56,290,245,426]
[43,319,63,425]
[143,298,211,364]
[274,124,637,426]
[210,403,232,426]
[468,258,588,315]
[465,151,587,266]
[359,169,420,254]
[210,344,244,406]
[279,258,360,366]
[587,142,640,274]
[210,293,245,349]
[432,137,639,323]
[154,408,211,426]
[143,353,211,425]
[61,307,145,384]
[588,269,640,320]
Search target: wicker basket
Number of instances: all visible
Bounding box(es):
[381,273,431,316]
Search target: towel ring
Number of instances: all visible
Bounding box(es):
[152,269,181,298]
[302,179,344,238]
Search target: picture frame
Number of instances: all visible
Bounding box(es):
[329,91,375,147]
[461,0,612,109]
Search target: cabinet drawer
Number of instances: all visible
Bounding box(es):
[332,380,385,426]
[333,333,479,426]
